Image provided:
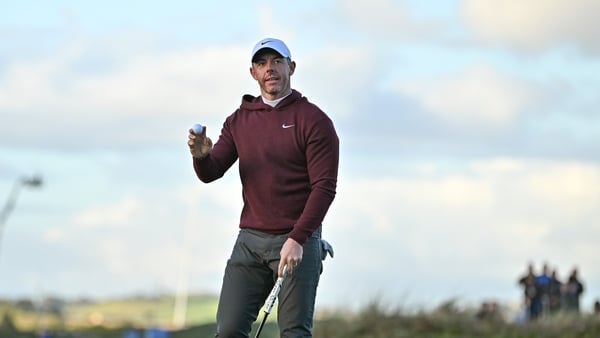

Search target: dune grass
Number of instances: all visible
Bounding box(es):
[2,295,600,338]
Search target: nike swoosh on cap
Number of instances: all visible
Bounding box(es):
[261,40,271,45]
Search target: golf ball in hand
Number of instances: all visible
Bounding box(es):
[191,123,204,135]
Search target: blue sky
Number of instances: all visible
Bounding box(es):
[1,0,600,318]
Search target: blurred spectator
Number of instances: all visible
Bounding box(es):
[548,269,563,313]
[476,301,502,322]
[563,268,584,313]
[517,263,537,319]
[123,328,141,338]
[145,328,170,338]
[531,263,551,319]
[517,263,593,320]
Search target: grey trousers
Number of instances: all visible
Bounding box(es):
[215,228,322,338]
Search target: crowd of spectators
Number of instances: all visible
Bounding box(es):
[517,262,586,320]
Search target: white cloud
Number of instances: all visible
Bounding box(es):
[42,227,66,243]
[257,4,295,41]
[395,64,535,127]
[0,39,254,147]
[526,162,600,216]
[462,0,600,54]
[334,158,600,258]
[295,45,377,117]
[338,0,442,39]
[469,158,600,228]
[8,179,244,297]
[73,197,144,229]
[321,158,600,306]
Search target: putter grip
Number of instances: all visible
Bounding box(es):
[264,265,288,314]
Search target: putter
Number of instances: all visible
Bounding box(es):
[255,264,289,338]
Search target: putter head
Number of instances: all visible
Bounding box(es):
[321,239,334,260]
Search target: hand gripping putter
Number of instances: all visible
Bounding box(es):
[255,265,289,338]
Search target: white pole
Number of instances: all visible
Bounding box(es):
[172,203,195,329]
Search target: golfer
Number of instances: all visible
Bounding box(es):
[187,37,339,337]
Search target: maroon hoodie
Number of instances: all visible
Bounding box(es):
[193,90,339,245]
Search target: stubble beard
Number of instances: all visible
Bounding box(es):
[263,78,290,100]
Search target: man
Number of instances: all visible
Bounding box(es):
[517,263,537,320]
[531,263,551,319]
[548,269,562,314]
[563,268,584,313]
[187,38,339,337]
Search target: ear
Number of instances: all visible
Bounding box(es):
[289,60,296,76]
[249,66,259,80]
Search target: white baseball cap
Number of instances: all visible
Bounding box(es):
[251,38,291,62]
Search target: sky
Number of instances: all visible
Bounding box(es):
[1,0,600,318]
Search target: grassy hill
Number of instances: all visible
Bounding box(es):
[1,293,219,331]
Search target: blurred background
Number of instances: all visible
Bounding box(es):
[1,0,599,331]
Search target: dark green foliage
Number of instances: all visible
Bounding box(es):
[0,313,35,338]
[0,312,17,332]
[311,300,600,338]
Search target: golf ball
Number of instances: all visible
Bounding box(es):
[191,123,204,135]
